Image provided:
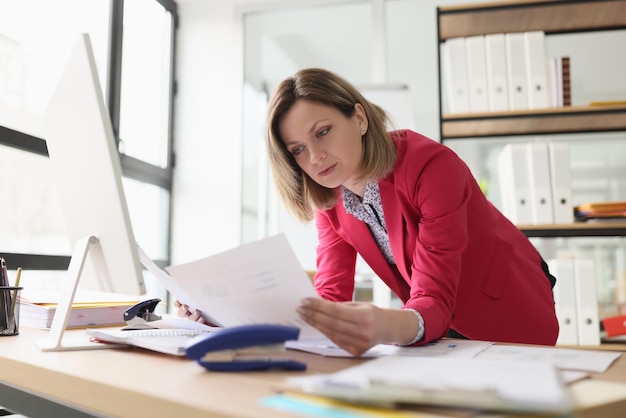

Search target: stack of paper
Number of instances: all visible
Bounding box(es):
[19,289,141,329]
[286,356,574,414]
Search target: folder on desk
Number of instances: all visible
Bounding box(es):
[497,143,533,224]
[485,33,509,112]
[442,37,470,114]
[548,142,573,224]
[524,31,550,110]
[548,258,578,346]
[526,142,554,224]
[464,35,489,113]
[505,32,529,110]
[573,259,601,346]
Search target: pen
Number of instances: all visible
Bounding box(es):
[0,258,9,330]
[9,267,22,321]
[0,258,8,286]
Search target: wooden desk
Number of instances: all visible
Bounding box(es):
[1,328,626,418]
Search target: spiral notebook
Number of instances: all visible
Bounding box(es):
[86,327,220,356]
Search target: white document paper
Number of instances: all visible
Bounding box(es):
[286,356,573,414]
[287,337,492,359]
[163,234,324,340]
[137,245,221,325]
[474,344,621,373]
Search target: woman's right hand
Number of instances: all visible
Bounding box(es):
[174,300,207,324]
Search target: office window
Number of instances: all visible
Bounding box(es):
[118,0,174,168]
[0,0,177,281]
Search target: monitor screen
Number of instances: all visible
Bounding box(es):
[43,33,146,296]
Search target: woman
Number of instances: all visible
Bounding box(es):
[177,68,559,356]
[266,68,558,356]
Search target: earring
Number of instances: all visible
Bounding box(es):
[360,128,366,134]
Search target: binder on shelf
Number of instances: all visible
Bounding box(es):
[548,142,573,224]
[573,259,600,346]
[442,37,470,114]
[464,35,489,112]
[548,57,560,107]
[484,33,509,112]
[548,258,578,346]
[504,32,529,110]
[497,143,533,224]
[523,31,550,110]
[561,56,572,106]
[526,142,554,224]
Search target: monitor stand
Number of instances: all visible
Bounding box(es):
[36,235,127,351]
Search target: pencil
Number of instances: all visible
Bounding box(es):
[9,267,22,322]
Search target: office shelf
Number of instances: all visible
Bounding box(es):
[437,0,626,348]
[518,222,626,238]
[438,0,626,41]
[442,104,626,140]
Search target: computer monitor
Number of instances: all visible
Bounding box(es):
[43,33,146,297]
[36,33,148,351]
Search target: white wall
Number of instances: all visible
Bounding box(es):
[172,0,487,266]
[171,1,247,263]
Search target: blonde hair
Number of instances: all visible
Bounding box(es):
[266,68,397,222]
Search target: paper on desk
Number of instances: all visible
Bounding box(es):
[286,356,574,414]
[164,234,325,340]
[286,337,493,359]
[145,317,217,331]
[474,344,622,373]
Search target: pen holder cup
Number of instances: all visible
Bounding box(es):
[0,286,23,336]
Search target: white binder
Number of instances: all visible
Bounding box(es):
[484,33,509,112]
[442,37,470,114]
[548,142,573,224]
[464,35,489,112]
[548,258,578,346]
[505,32,529,110]
[524,31,550,109]
[526,142,554,224]
[497,143,533,224]
[573,259,600,346]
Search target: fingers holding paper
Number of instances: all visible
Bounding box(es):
[297,298,423,356]
[296,298,385,356]
[174,299,208,325]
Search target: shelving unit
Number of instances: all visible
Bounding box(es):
[436,0,626,238]
[436,0,626,347]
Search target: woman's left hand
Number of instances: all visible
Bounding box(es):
[296,298,388,356]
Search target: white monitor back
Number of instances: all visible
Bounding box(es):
[43,33,146,296]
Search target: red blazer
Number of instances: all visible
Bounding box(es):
[314,130,558,345]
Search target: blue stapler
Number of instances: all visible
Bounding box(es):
[184,324,306,372]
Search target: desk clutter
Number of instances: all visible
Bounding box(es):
[18,288,141,329]
[268,340,622,416]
